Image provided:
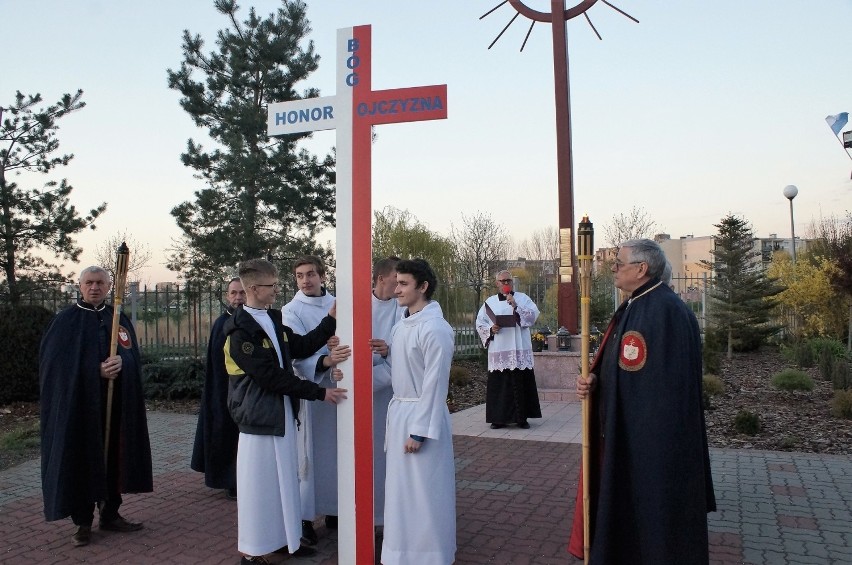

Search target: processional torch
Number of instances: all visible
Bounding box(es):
[577,215,594,564]
[104,242,130,466]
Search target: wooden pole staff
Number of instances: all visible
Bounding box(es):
[104,242,130,466]
[577,215,594,564]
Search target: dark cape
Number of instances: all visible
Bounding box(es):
[569,279,716,564]
[190,309,239,489]
[39,300,153,522]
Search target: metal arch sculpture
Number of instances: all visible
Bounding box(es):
[482,0,637,332]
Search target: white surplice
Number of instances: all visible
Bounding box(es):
[282,290,338,519]
[474,291,539,371]
[382,301,456,565]
[237,307,302,556]
[371,293,403,525]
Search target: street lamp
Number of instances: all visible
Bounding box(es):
[783,184,798,263]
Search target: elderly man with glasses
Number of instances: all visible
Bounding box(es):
[569,239,716,564]
[475,270,542,430]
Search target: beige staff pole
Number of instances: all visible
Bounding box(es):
[577,215,594,564]
[104,242,130,466]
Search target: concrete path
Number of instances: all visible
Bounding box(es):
[1,402,850,564]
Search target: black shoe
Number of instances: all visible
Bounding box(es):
[490,423,505,429]
[99,515,143,532]
[291,546,317,558]
[301,520,318,545]
[72,525,91,547]
[517,421,530,429]
[324,515,338,529]
[240,556,271,565]
[226,487,237,500]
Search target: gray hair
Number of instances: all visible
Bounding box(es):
[620,239,667,280]
[78,266,110,283]
[661,260,672,285]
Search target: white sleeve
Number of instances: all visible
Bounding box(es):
[282,306,329,384]
[408,321,453,440]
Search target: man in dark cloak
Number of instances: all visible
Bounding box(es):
[569,239,716,564]
[40,266,152,547]
[191,277,246,499]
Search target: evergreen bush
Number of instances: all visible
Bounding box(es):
[830,390,852,419]
[702,374,724,397]
[142,358,204,400]
[818,344,835,382]
[733,410,761,435]
[0,305,54,404]
[832,359,851,391]
[702,330,722,375]
[771,369,814,391]
[781,340,815,368]
[449,364,470,388]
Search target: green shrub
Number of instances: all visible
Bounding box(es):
[703,348,721,376]
[782,340,814,368]
[819,345,835,382]
[771,369,814,391]
[808,337,847,360]
[449,364,470,387]
[830,390,852,419]
[703,375,724,396]
[142,358,204,400]
[0,305,54,404]
[702,331,723,374]
[832,359,851,391]
[733,410,761,435]
[779,435,799,449]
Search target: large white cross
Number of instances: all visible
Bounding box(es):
[268,25,447,564]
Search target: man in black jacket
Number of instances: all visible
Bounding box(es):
[191,277,246,499]
[224,258,349,564]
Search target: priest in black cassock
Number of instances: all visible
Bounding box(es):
[475,270,542,429]
[569,239,716,564]
[40,266,152,548]
[191,277,246,499]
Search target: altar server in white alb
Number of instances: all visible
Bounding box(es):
[223,258,348,564]
[382,258,456,565]
[281,255,348,543]
[367,256,404,530]
[475,270,542,430]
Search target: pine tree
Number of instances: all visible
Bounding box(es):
[701,214,783,358]
[0,90,107,305]
[166,0,334,280]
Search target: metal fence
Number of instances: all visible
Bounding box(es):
[23,272,713,361]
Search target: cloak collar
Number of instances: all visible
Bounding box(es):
[627,278,663,307]
[75,298,106,312]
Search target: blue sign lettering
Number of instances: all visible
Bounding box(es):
[355,96,444,117]
[275,105,335,126]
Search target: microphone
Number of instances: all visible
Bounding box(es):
[502,285,513,295]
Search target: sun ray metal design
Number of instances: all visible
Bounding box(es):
[481,0,637,332]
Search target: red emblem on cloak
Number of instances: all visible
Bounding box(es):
[619,330,647,371]
[118,326,132,349]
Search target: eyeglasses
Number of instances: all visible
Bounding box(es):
[497,279,513,284]
[613,260,644,271]
[254,283,281,289]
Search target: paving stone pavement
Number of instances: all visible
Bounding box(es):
[1,404,850,564]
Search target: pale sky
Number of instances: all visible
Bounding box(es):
[3,0,851,285]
